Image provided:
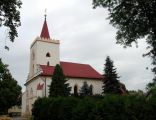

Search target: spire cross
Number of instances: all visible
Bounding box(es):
[44,9,47,20]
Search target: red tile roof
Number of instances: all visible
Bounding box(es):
[40,61,103,79]
[40,18,50,39]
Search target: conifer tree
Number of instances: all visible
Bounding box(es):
[103,56,121,94]
[49,64,71,97]
[79,81,91,96]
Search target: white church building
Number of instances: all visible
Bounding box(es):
[22,17,103,116]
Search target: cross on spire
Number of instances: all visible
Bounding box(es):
[40,9,50,39]
[44,9,47,20]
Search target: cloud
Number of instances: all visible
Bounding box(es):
[0,0,153,92]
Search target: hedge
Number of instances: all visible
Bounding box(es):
[32,95,156,120]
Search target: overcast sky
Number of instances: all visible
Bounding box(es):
[0,0,153,92]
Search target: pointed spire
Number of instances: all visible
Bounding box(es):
[40,11,50,39]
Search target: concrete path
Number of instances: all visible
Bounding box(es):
[12,117,28,120]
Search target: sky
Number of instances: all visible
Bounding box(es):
[0,0,153,92]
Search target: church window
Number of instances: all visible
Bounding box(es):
[32,64,34,74]
[47,61,50,66]
[74,85,78,95]
[32,52,35,60]
[90,85,93,95]
[30,88,33,97]
[46,52,51,57]
[26,90,28,97]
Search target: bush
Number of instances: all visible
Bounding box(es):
[32,95,156,120]
[32,97,79,120]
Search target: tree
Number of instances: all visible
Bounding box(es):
[0,0,22,42]
[146,82,156,91]
[93,0,156,89]
[0,59,22,114]
[103,56,122,94]
[79,81,92,96]
[49,64,71,97]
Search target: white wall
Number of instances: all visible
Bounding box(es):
[23,76,103,115]
[28,37,60,79]
[26,76,103,100]
[21,92,26,116]
[36,39,60,67]
[68,78,103,95]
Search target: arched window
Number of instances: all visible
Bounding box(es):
[90,85,93,95]
[46,52,51,57]
[74,85,78,95]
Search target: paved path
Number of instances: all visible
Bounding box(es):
[12,117,28,120]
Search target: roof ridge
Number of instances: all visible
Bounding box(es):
[60,61,89,66]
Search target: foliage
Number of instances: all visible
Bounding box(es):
[0,0,22,42]
[32,95,156,120]
[32,97,79,120]
[49,64,71,97]
[79,81,92,96]
[146,82,156,91]
[93,0,156,90]
[146,86,156,98]
[72,97,96,120]
[128,90,144,96]
[0,59,22,114]
[103,56,122,94]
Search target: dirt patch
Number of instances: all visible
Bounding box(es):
[0,115,12,120]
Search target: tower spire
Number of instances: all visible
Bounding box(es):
[44,9,47,20]
[40,9,50,39]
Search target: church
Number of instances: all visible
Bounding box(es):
[22,17,103,116]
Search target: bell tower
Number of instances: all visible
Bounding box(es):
[28,16,60,79]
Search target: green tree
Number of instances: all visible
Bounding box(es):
[146,82,156,91]
[93,0,156,89]
[103,56,121,94]
[49,64,71,97]
[0,59,22,114]
[79,81,92,96]
[0,0,22,42]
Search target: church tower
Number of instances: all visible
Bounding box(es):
[28,17,60,79]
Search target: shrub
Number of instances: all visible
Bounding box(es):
[32,95,156,120]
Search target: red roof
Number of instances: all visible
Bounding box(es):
[40,18,50,39]
[40,62,103,79]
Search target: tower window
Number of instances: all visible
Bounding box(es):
[46,52,50,57]
[47,61,50,66]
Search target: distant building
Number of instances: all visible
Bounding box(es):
[22,17,103,116]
